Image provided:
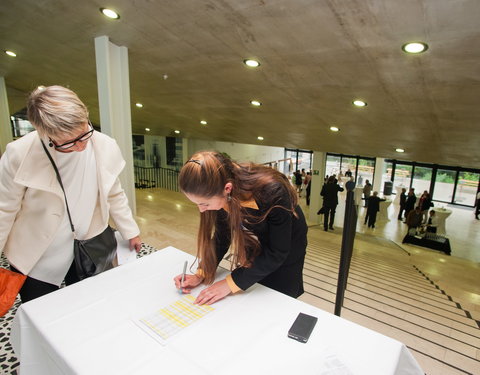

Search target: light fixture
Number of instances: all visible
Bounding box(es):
[4,50,16,57]
[100,8,120,19]
[174,130,180,134]
[135,103,143,108]
[353,100,367,107]
[395,148,405,153]
[145,128,150,132]
[200,120,207,125]
[244,59,260,68]
[257,136,264,141]
[402,42,428,54]
[330,126,339,132]
[250,100,262,106]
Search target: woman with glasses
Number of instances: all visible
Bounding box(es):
[173,151,308,305]
[0,85,141,303]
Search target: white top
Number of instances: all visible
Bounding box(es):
[29,141,98,285]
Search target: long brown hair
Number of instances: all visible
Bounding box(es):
[179,151,298,284]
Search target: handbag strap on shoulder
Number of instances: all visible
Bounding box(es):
[41,140,76,235]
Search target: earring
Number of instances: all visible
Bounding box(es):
[227,193,232,202]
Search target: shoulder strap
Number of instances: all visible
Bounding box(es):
[40,140,76,234]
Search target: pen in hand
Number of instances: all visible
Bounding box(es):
[180,260,188,293]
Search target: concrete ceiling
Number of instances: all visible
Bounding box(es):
[1,0,479,168]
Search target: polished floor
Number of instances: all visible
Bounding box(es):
[136,187,479,374]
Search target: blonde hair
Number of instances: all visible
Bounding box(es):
[27,85,89,138]
[179,151,298,284]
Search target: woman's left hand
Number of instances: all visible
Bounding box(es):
[194,279,232,305]
[129,236,142,252]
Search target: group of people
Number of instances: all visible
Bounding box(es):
[398,188,437,235]
[292,169,312,204]
[1,85,308,307]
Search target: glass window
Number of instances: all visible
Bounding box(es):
[380,161,393,194]
[297,151,312,174]
[433,169,456,203]
[357,158,375,187]
[325,155,341,181]
[412,166,432,196]
[340,157,356,180]
[454,171,480,206]
[394,164,412,189]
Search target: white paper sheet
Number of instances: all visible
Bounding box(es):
[115,231,137,265]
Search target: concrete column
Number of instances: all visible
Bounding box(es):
[309,151,327,223]
[0,77,13,155]
[94,35,136,214]
[373,157,385,193]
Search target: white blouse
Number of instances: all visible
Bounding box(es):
[29,141,98,285]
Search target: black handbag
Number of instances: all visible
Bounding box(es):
[41,141,117,280]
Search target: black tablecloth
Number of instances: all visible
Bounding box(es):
[402,233,451,255]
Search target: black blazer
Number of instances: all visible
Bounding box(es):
[405,194,416,211]
[321,183,344,207]
[214,184,308,298]
[366,196,385,213]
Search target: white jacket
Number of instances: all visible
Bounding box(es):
[0,130,140,274]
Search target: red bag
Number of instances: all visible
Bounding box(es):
[0,268,26,316]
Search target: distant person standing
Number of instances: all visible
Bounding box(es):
[475,191,480,220]
[398,188,407,220]
[294,170,303,196]
[404,188,417,222]
[364,191,385,228]
[321,176,344,231]
[418,191,433,224]
[363,180,372,207]
[304,172,312,205]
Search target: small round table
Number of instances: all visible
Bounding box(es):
[431,208,452,236]
[378,199,393,220]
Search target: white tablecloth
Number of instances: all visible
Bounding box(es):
[379,199,393,220]
[11,247,423,375]
[431,208,452,236]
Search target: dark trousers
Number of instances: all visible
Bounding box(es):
[11,261,80,303]
[324,206,336,229]
[476,200,480,218]
[367,211,377,228]
[398,204,405,220]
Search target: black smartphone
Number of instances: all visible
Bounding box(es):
[287,312,318,343]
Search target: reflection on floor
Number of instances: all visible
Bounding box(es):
[136,188,480,374]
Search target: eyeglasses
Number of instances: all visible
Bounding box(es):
[50,122,94,150]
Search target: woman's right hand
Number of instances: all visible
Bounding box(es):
[173,274,204,294]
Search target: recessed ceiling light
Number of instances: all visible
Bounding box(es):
[145,128,150,132]
[200,120,207,125]
[4,50,16,57]
[257,136,264,140]
[330,126,339,132]
[100,8,120,19]
[402,42,428,54]
[135,103,143,108]
[174,130,180,134]
[395,148,405,153]
[353,100,367,107]
[250,100,262,106]
[244,59,260,68]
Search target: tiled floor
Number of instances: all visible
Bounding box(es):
[135,187,480,374]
